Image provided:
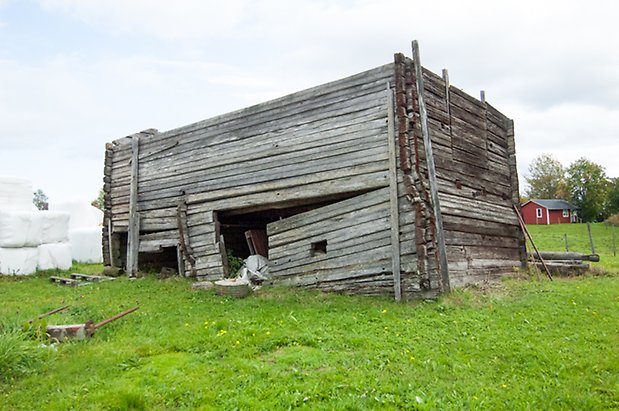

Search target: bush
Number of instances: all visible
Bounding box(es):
[226,250,244,276]
[605,213,619,226]
[0,327,48,384]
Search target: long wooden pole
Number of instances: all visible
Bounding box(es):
[126,134,140,276]
[412,40,450,292]
[386,84,402,301]
[513,205,553,281]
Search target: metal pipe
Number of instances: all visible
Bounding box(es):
[94,307,139,329]
[28,305,69,324]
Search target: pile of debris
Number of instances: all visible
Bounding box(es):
[193,254,271,298]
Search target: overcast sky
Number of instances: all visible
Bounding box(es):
[1,0,617,204]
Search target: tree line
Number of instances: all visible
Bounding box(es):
[524,154,619,222]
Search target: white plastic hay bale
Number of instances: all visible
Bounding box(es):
[49,200,103,230]
[0,210,43,247]
[0,247,39,275]
[69,227,103,264]
[0,176,33,212]
[37,243,72,271]
[38,211,70,244]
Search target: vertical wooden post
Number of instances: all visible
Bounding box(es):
[612,225,616,257]
[587,222,595,254]
[126,134,140,276]
[107,219,114,264]
[412,40,450,292]
[386,84,402,301]
[480,90,486,103]
[442,69,454,154]
[176,245,185,277]
[564,233,569,252]
[506,119,526,266]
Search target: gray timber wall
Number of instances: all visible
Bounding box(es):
[267,188,396,295]
[393,54,524,290]
[102,54,524,297]
[104,64,401,285]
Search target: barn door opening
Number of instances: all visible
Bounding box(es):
[215,191,373,274]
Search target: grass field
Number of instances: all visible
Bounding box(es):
[1,257,618,410]
[527,222,619,272]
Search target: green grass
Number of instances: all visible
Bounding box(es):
[1,263,618,410]
[527,222,619,273]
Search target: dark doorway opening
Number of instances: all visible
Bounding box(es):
[216,191,370,262]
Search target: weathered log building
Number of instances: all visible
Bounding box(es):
[103,43,525,299]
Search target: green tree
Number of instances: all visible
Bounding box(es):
[566,158,609,222]
[32,189,48,210]
[91,187,105,210]
[525,153,568,199]
[606,177,619,217]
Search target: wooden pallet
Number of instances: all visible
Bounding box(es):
[70,273,115,282]
[50,273,116,287]
[49,276,83,287]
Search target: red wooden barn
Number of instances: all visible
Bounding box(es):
[521,199,577,225]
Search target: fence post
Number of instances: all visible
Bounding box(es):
[564,233,569,252]
[613,224,616,257]
[587,223,596,254]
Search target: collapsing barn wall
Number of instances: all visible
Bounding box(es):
[103,63,426,295]
[391,52,525,289]
[102,46,525,298]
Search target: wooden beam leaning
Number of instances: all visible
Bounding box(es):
[386,84,402,301]
[412,40,450,292]
[126,134,140,276]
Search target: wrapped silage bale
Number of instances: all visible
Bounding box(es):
[50,200,103,230]
[37,243,72,271]
[38,211,70,244]
[69,227,103,264]
[0,210,43,247]
[49,201,102,264]
[0,175,33,211]
[0,247,39,275]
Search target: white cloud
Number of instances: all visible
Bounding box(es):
[1,0,618,202]
[38,0,250,40]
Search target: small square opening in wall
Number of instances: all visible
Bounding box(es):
[311,240,327,256]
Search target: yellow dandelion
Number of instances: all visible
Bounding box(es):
[501,384,507,389]
[381,309,388,314]
[184,323,189,327]
[236,340,240,345]
[266,331,271,336]
[410,356,415,361]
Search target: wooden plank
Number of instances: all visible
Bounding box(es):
[139,64,394,146]
[386,85,401,301]
[186,168,389,210]
[412,40,450,292]
[273,258,392,286]
[269,228,391,263]
[126,134,140,276]
[135,93,388,172]
[267,188,389,235]
[136,135,387,196]
[268,203,390,247]
[113,104,387,179]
